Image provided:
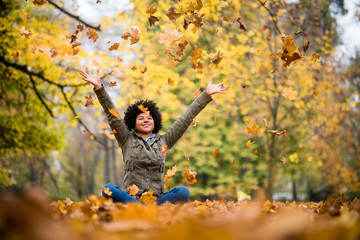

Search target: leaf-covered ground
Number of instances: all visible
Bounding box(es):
[0,188,359,240]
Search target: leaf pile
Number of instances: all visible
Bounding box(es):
[1,187,359,240]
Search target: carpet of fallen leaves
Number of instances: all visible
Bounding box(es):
[0,188,359,240]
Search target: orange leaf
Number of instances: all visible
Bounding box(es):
[251,150,260,156]
[75,113,82,118]
[246,140,255,147]
[86,28,99,43]
[231,159,237,166]
[11,51,20,58]
[161,145,169,155]
[193,87,200,98]
[130,27,140,45]
[163,183,172,189]
[189,48,202,64]
[108,81,117,87]
[110,129,117,135]
[183,167,197,184]
[164,165,177,181]
[83,130,94,140]
[146,4,157,15]
[138,104,149,114]
[246,121,260,135]
[108,42,119,51]
[127,184,139,196]
[19,26,32,39]
[213,149,219,157]
[109,108,120,119]
[168,78,174,86]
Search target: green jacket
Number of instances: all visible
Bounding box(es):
[94,86,213,196]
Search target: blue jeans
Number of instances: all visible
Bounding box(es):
[102,183,190,205]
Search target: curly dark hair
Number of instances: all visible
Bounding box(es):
[124,99,162,134]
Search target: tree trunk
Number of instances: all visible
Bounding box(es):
[112,139,118,185]
[104,135,110,184]
[89,145,102,193]
[39,157,59,193]
[80,127,90,196]
[291,176,297,201]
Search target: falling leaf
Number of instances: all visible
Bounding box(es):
[236,18,247,31]
[109,43,119,51]
[96,0,101,3]
[282,87,298,101]
[312,53,319,62]
[138,104,149,115]
[246,121,260,135]
[127,184,139,196]
[139,190,157,205]
[166,6,181,22]
[189,48,202,63]
[75,113,82,118]
[112,68,122,77]
[192,61,203,74]
[246,140,255,147]
[11,51,20,58]
[183,167,197,184]
[251,150,260,156]
[108,81,117,87]
[129,27,140,45]
[168,78,174,86]
[109,108,120,119]
[267,129,288,137]
[281,34,301,67]
[193,87,201,98]
[114,56,124,62]
[164,165,177,181]
[266,34,270,42]
[183,17,192,30]
[110,129,117,135]
[210,51,223,67]
[131,65,137,71]
[103,187,112,196]
[140,65,147,74]
[184,150,190,161]
[280,157,288,165]
[86,28,99,42]
[294,30,303,36]
[19,26,32,39]
[313,89,319,97]
[148,15,159,26]
[33,0,48,6]
[121,31,131,40]
[263,118,268,128]
[161,145,169,155]
[163,183,172,189]
[213,149,220,157]
[231,159,237,166]
[50,48,58,58]
[84,95,94,107]
[303,37,310,52]
[159,27,183,45]
[146,4,157,15]
[83,130,94,140]
[168,60,175,68]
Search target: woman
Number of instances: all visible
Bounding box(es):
[80,67,229,204]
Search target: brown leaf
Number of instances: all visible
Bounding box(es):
[236,18,247,31]
[210,51,223,67]
[84,95,94,107]
[121,32,131,40]
[166,6,181,22]
[303,37,310,53]
[140,65,147,74]
[148,15,159,27]
[33,0,47,6]
[130,28,140,45]
[213,149,220,157]
[251,150,260,156]
[108,81,117,87]
[168,78,174,86]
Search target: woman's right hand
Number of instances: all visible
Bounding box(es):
[79,67,101,89]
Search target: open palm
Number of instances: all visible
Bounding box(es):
[206,78,229,95]
[79,67,101,88]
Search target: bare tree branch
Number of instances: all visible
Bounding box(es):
[257,0,282,35]
[48,0,101,31]
[29,74,55,118]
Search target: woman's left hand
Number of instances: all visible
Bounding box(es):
[206,78,229,95]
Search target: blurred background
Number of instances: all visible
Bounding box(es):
[0,0,359,202]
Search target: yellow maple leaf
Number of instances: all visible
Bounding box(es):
[189,48,202,63]
[139,190,157,205]
[103,187,112,196]
[164,165,178,181]
[138,104,149,114]
[246,140,255,147]
[109,108,120,119]
[282,87,298,101]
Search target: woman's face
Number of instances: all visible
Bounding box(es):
[135,113,154,134]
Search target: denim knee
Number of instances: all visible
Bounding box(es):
[177,186,190,201]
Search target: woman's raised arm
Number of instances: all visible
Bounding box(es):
[80,67,129,147]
